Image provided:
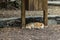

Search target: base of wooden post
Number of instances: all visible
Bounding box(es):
[43,10,48,26]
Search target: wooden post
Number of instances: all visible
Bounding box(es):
[21,0,26,28]
[42,0,48,26]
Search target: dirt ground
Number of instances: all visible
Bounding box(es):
[0,25,60,40]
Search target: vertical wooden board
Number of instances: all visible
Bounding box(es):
[38,0,42,10]
[34,0,39,10]
[29,0,42,11]
[29,0,34,11]
[42,0,48,11]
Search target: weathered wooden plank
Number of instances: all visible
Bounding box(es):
[34,0,39,10]
[21,0,26,28]
[29,0,34,10]
[29,0,42,11]
[42,0,48,26]
[38,0,42,10]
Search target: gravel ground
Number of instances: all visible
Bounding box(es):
[0,25,60,40]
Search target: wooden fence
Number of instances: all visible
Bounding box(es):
[21,0,48,27]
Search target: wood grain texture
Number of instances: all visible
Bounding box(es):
[29,0,42,11]
[21,0,26,27]
[42,0,48,26]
